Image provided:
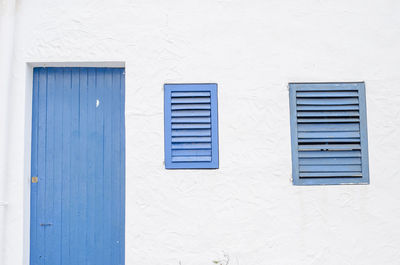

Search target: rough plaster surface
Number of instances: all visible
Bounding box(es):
[1,0,400,264]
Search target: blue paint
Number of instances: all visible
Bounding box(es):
[30,67,125,264]
[164,83,219,169]
[289,82,369,185]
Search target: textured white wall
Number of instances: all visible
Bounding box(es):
[2,0,400,264]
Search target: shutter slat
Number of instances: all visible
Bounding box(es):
[297,98,359,105]
[298,138,360,143]
[171,97,211,104]
[172,129,211,137]
[172,117,211,123]
[298,118,360,123]
[298,131,360,139]
[296,91,358,97]
[171,104,211,110]
[171,91,210,97]
[293,83,359,91]
[172,137,211,143]
[171,143,212,149]
[297,111,359,117]
[172,149,212,156]
[172,123,211,129]
[300,165,362,172]
[299,150,361,158]
[299,157,361,165]
[299,172,362,177]
[298,144,361,150]
[171,110,211,117]
[297,105,359,111]
[298,123,359,132]
[172,156,212,162]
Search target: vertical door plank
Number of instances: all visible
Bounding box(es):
[30,68,39,265]
[119,69,126,265]
[77,67,89,264]
[94,68,105,265]
[46,68,63,264]
[86,68,97,264]
[69,67,81,265]
[60,68,72,265]
[44,67,57,264]
[111,68,123,264]
[103,68,113,264]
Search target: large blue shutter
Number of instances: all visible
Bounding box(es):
[164,84,219,169]
[289,82,369,185]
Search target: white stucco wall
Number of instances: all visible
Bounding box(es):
[1,0,400,264]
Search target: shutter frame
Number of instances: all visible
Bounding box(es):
[164,83,219,169]
[289,82,370,185]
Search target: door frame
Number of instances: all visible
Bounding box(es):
[23,61,125,265]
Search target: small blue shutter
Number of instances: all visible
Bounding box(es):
[164,83,219,169]
[289,82,369,185]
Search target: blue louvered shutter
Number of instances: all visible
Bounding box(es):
[164,84,219,169]
[289,82,369,185]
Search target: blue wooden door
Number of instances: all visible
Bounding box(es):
[30,67,125,265]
